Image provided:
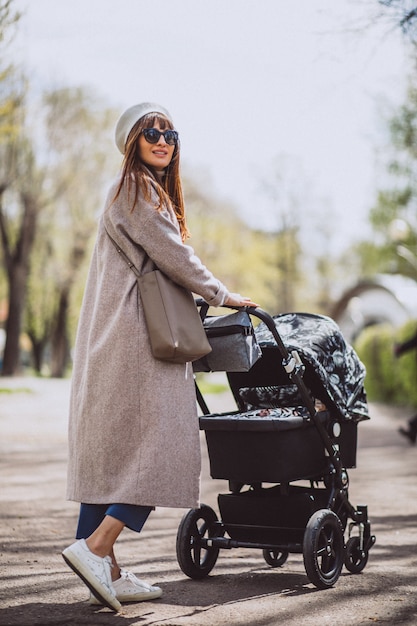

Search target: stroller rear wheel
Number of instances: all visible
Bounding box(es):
[303,509,344,589]
[176,504,221,579]
[344,536,369,573]
[262,548,289,568]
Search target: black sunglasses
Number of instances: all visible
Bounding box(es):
[142,128,179,146]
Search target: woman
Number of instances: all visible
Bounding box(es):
[62,102,257,612]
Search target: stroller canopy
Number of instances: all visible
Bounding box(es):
[255,312,369,422]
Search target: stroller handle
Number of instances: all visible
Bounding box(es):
[194,299,291,363]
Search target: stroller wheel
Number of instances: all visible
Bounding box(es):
[176,504,221,579]
[262,549,289,568]
[303,509,344,589]
[344,536,369,574]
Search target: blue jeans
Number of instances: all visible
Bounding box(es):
[76,503,153,539]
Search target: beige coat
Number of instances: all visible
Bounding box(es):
[66,178,228,508]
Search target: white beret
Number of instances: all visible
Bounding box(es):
[115,102,173,154]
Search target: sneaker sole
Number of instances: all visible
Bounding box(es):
[62,549,122,612]
[89,588,162,605]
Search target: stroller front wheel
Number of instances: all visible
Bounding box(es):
[344,536,369,573]
[176,504,221,579]
[303,509,344,589]
[263,548,289,568]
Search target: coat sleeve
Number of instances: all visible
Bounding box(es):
[104,181,229,307]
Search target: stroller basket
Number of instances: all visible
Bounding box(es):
[218,484,330,545]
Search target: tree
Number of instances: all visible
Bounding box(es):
[0,1,40,376]
[0,91,46,375]
[25,87,118,376]
[183,175,282,313]
[257,155,305,313]
[0,0,20,76]
[377,1,417,42]
[351,71,417,281]
[24,236,56,373]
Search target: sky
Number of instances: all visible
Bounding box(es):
[13,0,409,251]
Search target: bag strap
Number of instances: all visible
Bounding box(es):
[104,224,141,279]
[104,223,206,316]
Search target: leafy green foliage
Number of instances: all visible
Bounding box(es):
[184,176,304,315]
[355,320,417,406]
[348,70,417,283]
[0,1,22,147]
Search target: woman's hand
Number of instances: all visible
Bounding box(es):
[224,293,259,308]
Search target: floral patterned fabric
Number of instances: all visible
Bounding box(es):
[254,312,369,422]
[239,384,302,410]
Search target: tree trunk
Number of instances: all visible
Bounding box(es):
[0,191,39,376]
[27,333,48,374]
[49,288,70,378]
[1,265,26,375]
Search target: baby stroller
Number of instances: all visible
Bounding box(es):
[176,305,376,589]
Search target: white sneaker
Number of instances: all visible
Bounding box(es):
[89,569,162,604]
[62,539,122,612]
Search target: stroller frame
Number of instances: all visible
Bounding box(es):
[176,306,376,589]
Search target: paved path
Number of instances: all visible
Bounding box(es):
[0,377,416,625]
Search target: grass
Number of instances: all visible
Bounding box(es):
[0,387,33,394]
[194,375,229,395]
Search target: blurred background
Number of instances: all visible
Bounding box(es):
[1,0,417,407]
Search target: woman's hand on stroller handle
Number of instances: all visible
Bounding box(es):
[224,293,259,308]
[193,295,260,314]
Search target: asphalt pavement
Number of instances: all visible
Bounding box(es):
[0,376,416,626]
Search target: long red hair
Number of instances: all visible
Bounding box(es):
[112,112,189,241]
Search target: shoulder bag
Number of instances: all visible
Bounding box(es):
[105,227,212,364]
